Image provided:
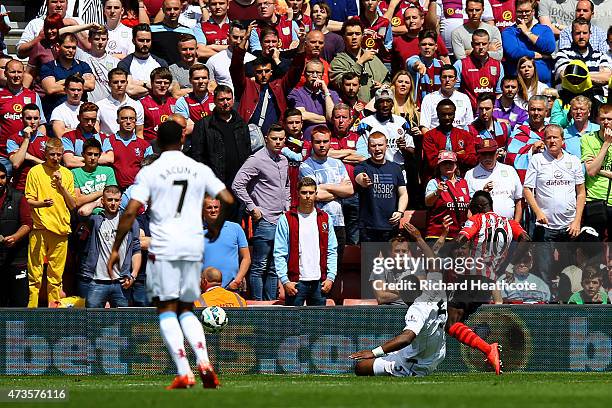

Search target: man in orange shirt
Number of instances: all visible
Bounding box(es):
[195,267,247,308]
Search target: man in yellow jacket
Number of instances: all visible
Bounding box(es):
[25,138,76,307]
[195,267,247,308]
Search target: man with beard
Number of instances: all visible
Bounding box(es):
[118,24,168,99]
[492,75,528,128]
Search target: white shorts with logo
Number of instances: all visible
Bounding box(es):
[372,352,429,377]
[146,258,202,302]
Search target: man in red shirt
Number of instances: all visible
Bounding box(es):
[423,98,477,179]
[62,102,114,169]
[391,5,449,72]
[330,103,365,245]
[139,67,177,141]
[455,30,504,110]
[105,106,153,189]
[197,0,231,59]
[249,0,298,52]
[0,60,46,176]
[175,64,215,135]
[6,104,47,192]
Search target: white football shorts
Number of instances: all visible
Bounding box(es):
[372,352,424,377]
[146,258,202,302]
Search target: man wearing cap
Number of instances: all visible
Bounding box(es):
[523,124,585,288]
[424,150,470,241]
[357,87,414,167]
[422,98,477,180]
[465,138,523,221]
[0,162,32,307]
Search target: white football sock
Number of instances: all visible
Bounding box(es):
[179,311,210,365]
[159,311,192,376]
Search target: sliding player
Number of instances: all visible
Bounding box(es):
[108,121,234,389]
[447,190,530,375]
[350,223,447,377]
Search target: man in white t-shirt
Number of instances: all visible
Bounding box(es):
[97,67,144,137]
[206,21,255,91]
[359,87,415,165]
[523,124,586,288]
[274,177,338,306]
[420,64,473,132]
[465,138,523,221]
[117,24,169,99]
[108,120,234,389]
[50,75,84,137]
[76,26,119,103]
[103,0,135,60]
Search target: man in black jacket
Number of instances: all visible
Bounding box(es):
[0,163,32,307]
[188,84,251,221]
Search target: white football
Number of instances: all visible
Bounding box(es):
[201,306,228,333]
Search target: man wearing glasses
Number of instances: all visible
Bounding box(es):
[103,106,153,190]
[288,60,340,141]
[248,0,299,52]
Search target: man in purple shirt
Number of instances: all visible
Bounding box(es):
[493,76,528,129]
[232,123,290,300]
[288,59,340,141]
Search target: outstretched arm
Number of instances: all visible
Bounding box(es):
[350,329,416,360]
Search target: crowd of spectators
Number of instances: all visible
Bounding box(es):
[2,0,612,308]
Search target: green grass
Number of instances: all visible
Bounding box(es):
[1,373,610,408]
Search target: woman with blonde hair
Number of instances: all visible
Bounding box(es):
[391,70,420,127]
[392,70,424,209]
[515,56,547,110]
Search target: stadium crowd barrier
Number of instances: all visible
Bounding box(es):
[2,305,611,375]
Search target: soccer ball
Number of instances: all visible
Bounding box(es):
[200,306,228,333]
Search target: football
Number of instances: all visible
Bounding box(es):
[201,306,228,333]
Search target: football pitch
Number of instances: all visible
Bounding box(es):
[2,373,610,408]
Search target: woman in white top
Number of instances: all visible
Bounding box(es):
[515,56,547,110]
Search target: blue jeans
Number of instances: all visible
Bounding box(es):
[86,280,130,307]
[342,196,360,245]
[533,226,570,296]
[249,219,278,300]
[0,156,12,178]
[284,281,326,306]
[128,278,149,306]
[75,276,92,298]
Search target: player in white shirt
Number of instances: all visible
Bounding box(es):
[420,65,473,132]
[108,120,234,390]
[465,139,523,220]
[351,224,447,377]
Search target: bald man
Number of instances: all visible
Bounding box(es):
[150,0,197,65]
[194,267,247,308]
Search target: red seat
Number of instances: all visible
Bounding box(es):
[343,299,378,305]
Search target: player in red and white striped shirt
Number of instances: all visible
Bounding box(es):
[447,190,530,375]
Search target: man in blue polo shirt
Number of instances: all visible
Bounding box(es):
[40,32,95,121]
[150,0,196,66]
[202,196,250,291]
